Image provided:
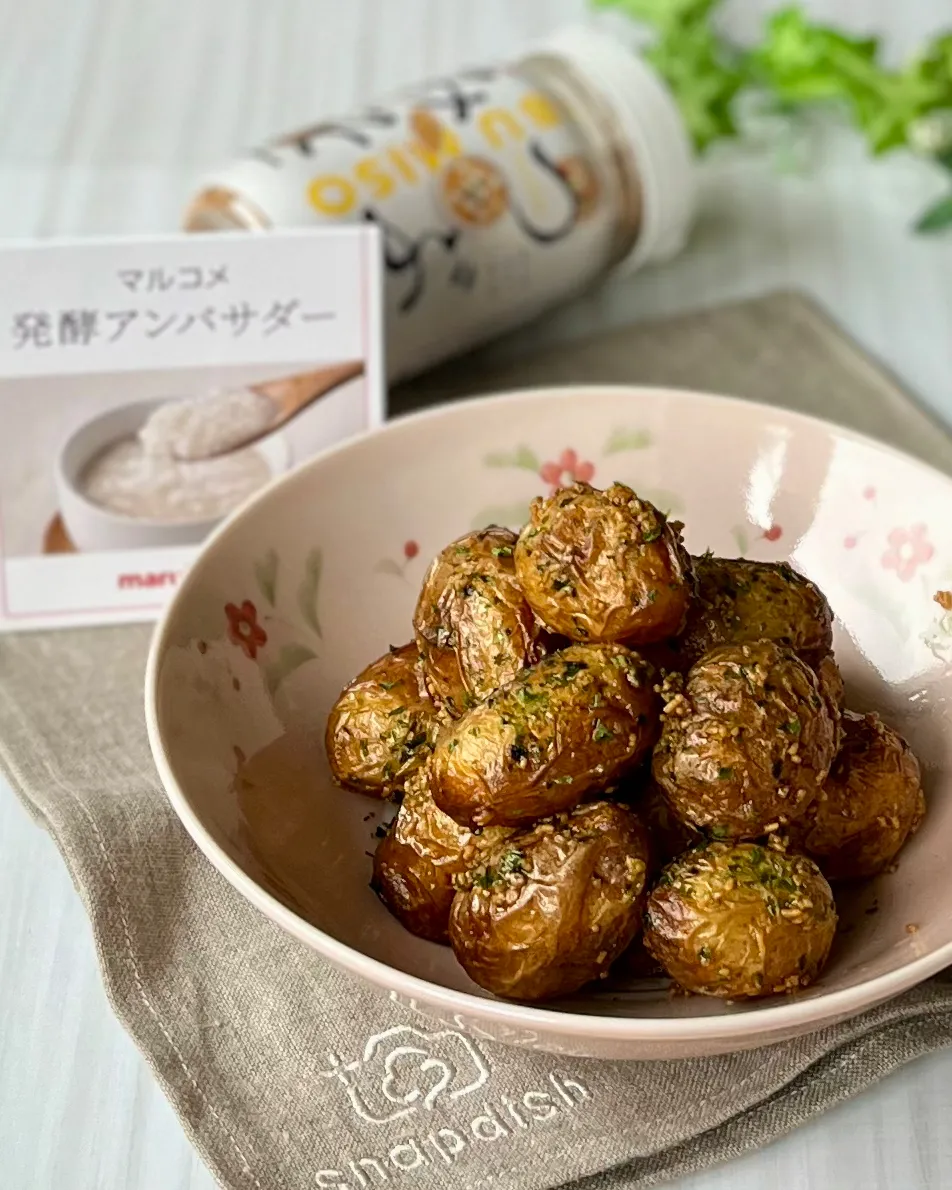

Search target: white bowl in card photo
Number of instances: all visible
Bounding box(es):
[56,398,291,553]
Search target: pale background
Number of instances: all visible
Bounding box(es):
[3,0,952,1188]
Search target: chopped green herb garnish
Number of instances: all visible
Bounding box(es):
[593,720,615,743]
[552,775,575,785]
[783,718,802,736]
[646,589,658,603]
[643,526,663,543]
[447,739,458,753]
[710,824,731,839]
[717,766,734,780]
[387,705,407,717]
[698,946,712,963]
[552,577,572,592]
[491,545,513,557]
[497,848,525,876]
[379,680,400,691]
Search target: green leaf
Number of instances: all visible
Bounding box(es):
[753,8,951,158]
[483,445,540,472]
[645,23,746,150]
[596,0,952,169]
[253,548,278,607]
[297,548,323,638]
[731,525,749,556]
[470,502,531,531]
[263,643,317,696]
[915,193,952,233]
[373,558,405,578]
[589,0,718,32]
[604,427,652,454]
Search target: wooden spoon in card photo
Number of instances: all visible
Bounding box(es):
[169,359,365,460]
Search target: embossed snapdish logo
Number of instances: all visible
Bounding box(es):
[318,1026,490,1123]
[315,1025,592,1187]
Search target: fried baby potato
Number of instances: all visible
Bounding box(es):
[652,640,836,839]
[660,556,834,672]
[372,770,512,942]
[814,652,845,753]
[431,643,659,829]
[792,711,924,881]
[325,644,439,797]
[413,526,553,718]
[449,801,650,1000]
[644,841,837,998]
[514,482,693,645]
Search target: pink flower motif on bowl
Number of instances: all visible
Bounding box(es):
[225,600,268,659]
[882,524,934,582]
[539,448,595,492]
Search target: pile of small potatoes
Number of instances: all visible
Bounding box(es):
[325,482,925,1003]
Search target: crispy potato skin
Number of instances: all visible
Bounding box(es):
[325,644,439,797]
[514,482,693,645]
[413,527,553,717]
[815,652,845,754]
[430,643,660,829]
[791,711,925,881]
[372,771,512,942]
[652,641,836,839]
[651,557,834,673]
[449,801,650,1000]
[644,842,837,998]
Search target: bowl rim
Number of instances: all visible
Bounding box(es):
[145,383,952,1043]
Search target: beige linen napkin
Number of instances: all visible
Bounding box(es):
[3,291,952,1190]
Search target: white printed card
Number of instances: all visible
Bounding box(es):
[0,226,383,630]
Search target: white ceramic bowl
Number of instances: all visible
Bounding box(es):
[56,398,291,551]
[145,386,952,1059]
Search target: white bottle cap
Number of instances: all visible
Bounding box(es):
[530,24,697,273]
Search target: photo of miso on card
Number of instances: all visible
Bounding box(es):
[0,226,383,630]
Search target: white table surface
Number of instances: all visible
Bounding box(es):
[3,1,952,1188]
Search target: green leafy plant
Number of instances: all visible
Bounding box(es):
[592,1,952,231]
